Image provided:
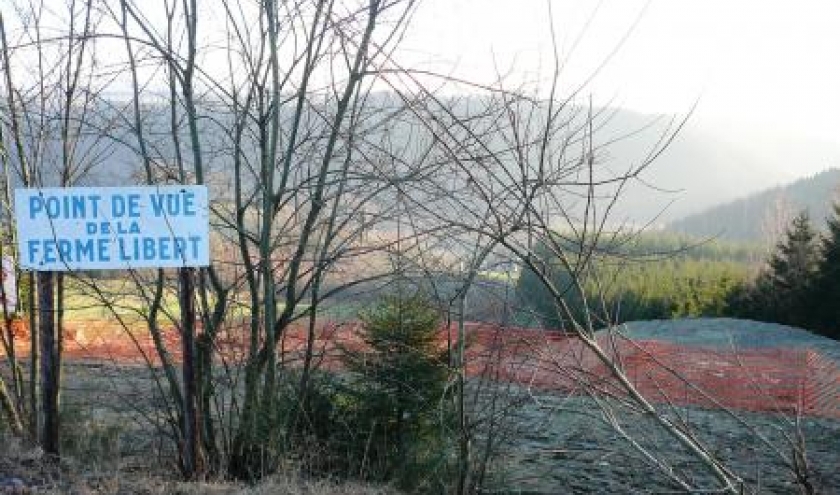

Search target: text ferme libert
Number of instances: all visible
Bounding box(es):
[15,186,210,271]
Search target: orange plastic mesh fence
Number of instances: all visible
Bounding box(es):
[5,320,838,417]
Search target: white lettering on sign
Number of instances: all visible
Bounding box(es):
[15,186,210,271]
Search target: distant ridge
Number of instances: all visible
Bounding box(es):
[6,95,837,225]
[666,168,840,243]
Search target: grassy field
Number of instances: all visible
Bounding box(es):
[60,277,364,325]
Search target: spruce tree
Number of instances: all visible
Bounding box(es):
[770,211,820,324]
[745,211,819,327]
[341,292,450,487]
[811,203,840,338]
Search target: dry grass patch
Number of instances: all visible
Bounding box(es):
[1,433,400,495]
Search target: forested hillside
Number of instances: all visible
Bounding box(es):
[6,96,830,226]
[517,232,760,328]
[667,168,840,243]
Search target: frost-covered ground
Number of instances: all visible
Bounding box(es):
[607,318,840,362]
[495,395,840,494]
[490,318,840,494]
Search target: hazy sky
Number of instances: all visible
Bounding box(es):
[13,0,837,149]
[7,0,837,185]
[400,0,840,146]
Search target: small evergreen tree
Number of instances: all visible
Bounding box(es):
[764,211,820,326]
[810,203,840,338]
[341,292,451,490]
[732,211,819,327]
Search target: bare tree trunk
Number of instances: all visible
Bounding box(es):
[180,267,202,478]
[55,274,64,420]
[0,375,22,434]
[0,8,35,438]
[456,290,469,495]
[0,279,22,436]
[38,271,58,456]
[28,264,38,439]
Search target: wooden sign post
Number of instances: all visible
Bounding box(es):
[179,266,200,477]
[38,270,58,455]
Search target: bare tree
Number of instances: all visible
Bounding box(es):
[0,0,111,453]
[98,0,422,479]
[366,35,827,489]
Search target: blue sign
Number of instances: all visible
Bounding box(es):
[15,186,210,271]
